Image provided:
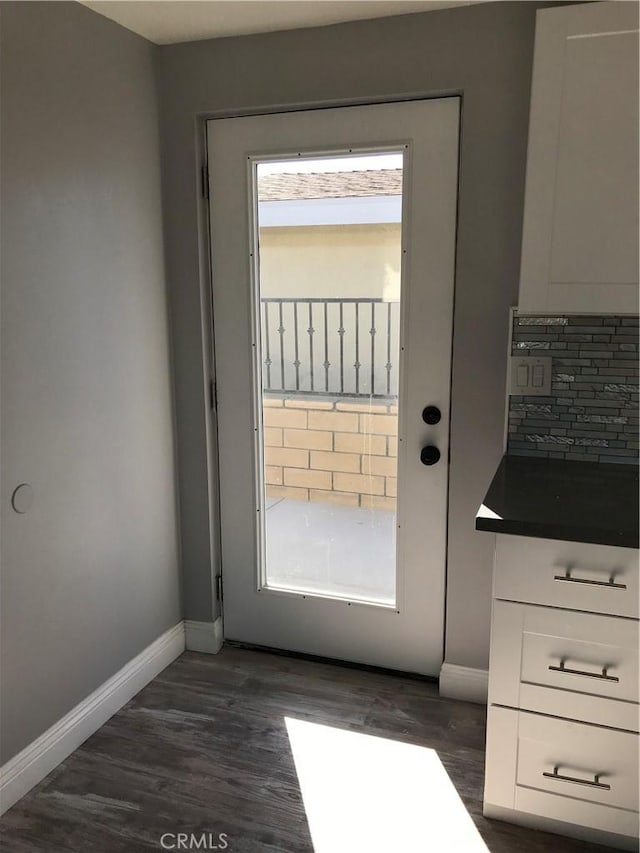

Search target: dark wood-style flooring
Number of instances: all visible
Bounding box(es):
[0,647,621,852]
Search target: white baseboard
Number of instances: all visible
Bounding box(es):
[439,662,488,705]
[184,617,224,654]
[0,621,185,816]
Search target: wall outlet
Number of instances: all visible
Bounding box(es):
[509,356,551,396]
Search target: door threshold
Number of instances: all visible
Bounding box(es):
[223,639,439,684]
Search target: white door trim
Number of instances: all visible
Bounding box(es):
[439,662,489,705]
[184,618,224,654]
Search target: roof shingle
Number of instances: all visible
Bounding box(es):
[257,169,402,201]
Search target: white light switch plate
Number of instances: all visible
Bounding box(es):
[509,356,552,396]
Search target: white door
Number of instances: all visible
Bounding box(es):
[207,99,459,675]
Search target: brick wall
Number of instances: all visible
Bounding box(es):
[263,395,398,510]
[508,314,639,464]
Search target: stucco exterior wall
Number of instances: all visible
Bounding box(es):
[259,224,401,300]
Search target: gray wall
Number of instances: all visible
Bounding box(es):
[159,1,548,667]
[0,1,181,762]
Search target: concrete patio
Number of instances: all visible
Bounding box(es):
[264,496,396,604]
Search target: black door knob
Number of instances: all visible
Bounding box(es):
[422,406,441,425]
[420,445,441,466]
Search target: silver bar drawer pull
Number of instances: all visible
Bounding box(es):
[553,569,627,590]
[548,660,619,682]
[543,766,611,791]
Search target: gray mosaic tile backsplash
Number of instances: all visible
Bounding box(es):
[508,314,639,464]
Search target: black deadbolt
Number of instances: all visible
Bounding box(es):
[420,445,441,466]
[422,406,441,425]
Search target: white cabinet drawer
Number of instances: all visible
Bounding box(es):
[494,535,639,618]
[485,706,639,844]
[517,712,639,813]
[489,601,639,730]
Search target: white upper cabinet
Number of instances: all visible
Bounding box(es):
[519,2,639,315]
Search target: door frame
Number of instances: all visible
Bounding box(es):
[199,95,461,662]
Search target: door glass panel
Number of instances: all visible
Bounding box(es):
[254,152,403,606]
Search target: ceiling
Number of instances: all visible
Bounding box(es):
[80,1,480,45]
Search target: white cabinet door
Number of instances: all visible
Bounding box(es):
[519,2,639,315]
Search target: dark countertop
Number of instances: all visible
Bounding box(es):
[476,455,639,548]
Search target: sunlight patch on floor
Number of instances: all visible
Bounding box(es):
[285,717,489,853]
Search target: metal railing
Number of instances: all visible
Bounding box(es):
[260,297,400,398]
